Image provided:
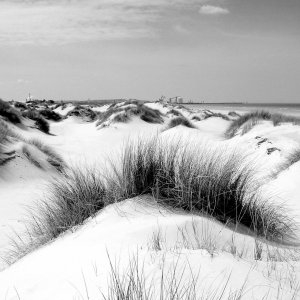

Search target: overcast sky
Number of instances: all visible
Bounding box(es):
[0,0,299,102]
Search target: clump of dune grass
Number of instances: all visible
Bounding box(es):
[0,99,22,124]
[34,117,50,133]
[22,110,50,134]
[39,108,62,121]
[139,105,163,124]
[273,148,300,177]
[111,139,293,241]
[4,138,295,265]
[66,105,96,121]
[165,116,196,130]
[22,145,42,169]
[228,111,240,118]
[226,111,300,138]
[26,138,65,172]
[14,101,27,110]
[0,121,9,165]
[167,109,183,117]
[191,116,201,121]
[96,101,163,127]
[0,120,17,166]
[203,111,230,121]
[287,149,300,166]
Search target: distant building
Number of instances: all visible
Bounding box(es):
[169,96,183,104]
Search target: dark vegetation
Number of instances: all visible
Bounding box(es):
[66,105,97,121]
[203,111,230,121]
[166,109,183,117]
[166,116,196,130]
[5,138,294,265]
[191,116,201,121]
[22,110,50,134]
[26,138,65,172]
[14,101,27,110]
[39,109,62,121]
[0,99,22,124]
[226,111,300,138]
[96,101,164,127]
[228,111,240,118]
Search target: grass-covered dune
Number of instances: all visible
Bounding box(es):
[165,116,197,130]
[96,101,164,128]
[5,137,296,265]
[226,110,300,138]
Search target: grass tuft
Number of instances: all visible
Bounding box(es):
[22,145,43,169]
[166,116,196,130]
[22,110,50,134]
[0,99,22,124]
[39,108,62,121]
[66,105,97,121]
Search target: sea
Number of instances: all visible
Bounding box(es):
[184,103,300,117]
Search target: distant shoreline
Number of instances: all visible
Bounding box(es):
[183,102,300,107]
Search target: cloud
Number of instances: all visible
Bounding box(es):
[199,5,229,15]
[0,0,207,45]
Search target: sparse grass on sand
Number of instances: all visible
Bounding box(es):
[4,138,295,265]
[226,110,300,138]
[165,116,196,130]
[0,99,22,124]
[22,110,50,134]
[103,253,248,300]
[274,147,300,176]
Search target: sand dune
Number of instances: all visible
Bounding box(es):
[0,99,300,299]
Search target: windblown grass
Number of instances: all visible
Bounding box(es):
[228,111,241,118]
[22,145,42,169]
[226,111,300,138]
[273,148,300,176]
[0,120,17,166]
[165,116,196,130]
[0,99,22,124]
[204,112,230,121]
[26,138,65,172]
[22,110,50,134]
[4,138,295,265]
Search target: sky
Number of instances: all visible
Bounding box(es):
[0,0,299,103]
